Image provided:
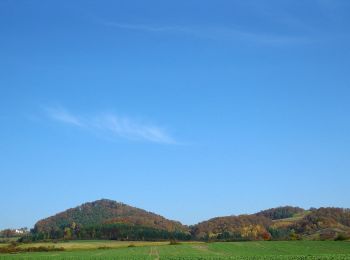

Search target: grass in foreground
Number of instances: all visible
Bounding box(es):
[0,241,350,259]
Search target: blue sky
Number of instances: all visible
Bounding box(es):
[1,0,350,229]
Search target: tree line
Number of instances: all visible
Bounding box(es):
[20,223,191,242]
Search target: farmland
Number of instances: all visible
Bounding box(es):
[1,241,350,259]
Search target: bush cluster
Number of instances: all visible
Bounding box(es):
[0,244,64,254]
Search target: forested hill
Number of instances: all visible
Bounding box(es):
[255,206,305,220]
[32,199,189,240]
[28,202,350,242]
[191,207,350,241]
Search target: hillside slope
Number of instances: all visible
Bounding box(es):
[192,207,350,241]
[191,214,272,240]
[32,199,189,240]
[30,203,350,241]
[255,206,305,220]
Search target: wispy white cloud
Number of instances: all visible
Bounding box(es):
[102,21,309,45]
[45,106,84,127]
[102,22,190,33]
[45,107,176,144]
[92,114,176,144]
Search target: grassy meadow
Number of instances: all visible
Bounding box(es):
[0,240,350,259]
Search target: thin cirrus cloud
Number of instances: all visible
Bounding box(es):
[45,107,176,144]
[47,107,83,127]
[101,21,310,45]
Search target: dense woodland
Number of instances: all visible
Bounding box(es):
[11,200,350,242]
[191,214,272,241]
[192,207,350,241]
[255,206,304,220]
[33,200,186,234]
[27,199,190,241]
[27,223,190,241]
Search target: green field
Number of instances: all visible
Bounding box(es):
[0,241,350,259]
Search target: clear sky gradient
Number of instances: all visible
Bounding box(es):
[1,0,350,229]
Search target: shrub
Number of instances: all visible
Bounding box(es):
[25,246,65,252]
[97,246,112,250]
[0,245,64,254]
[169,239,179,245]
[0,245,20,254]
[335,233,349,241]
